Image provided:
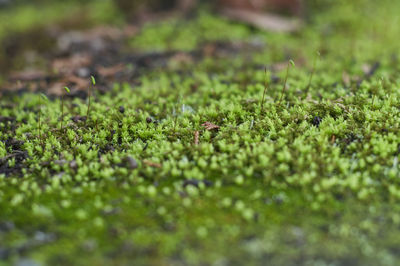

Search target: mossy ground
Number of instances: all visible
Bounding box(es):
[1,0,400,265]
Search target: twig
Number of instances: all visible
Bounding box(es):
[0,151,26,162]
[143,160,162,168]
[194,131,199,145]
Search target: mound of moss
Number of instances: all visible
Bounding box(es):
[1,0,400,265]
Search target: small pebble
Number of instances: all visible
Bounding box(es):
[76,67,90,78]
[71,115,87,123]
[69,160,78,169]
[125,156,138,170]
[54,160,68,166]
[312,116,322,127]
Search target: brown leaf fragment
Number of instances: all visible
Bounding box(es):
[194,131,199,145]
[271,61,289,72]
[201,122,220,131]
[86,26,124,40]
[9,70,47,81]
[221,9,302,32]
[65,75,90,90]
[217,0,303,15]
[170,52,194,66]
[97,64,125,78]
[52,54,92,75]
[71,115,87,123]
[47,82,67,96]
[122,25,138,37]
[143,160,162,168]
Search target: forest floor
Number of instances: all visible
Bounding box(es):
[1,1,400,265]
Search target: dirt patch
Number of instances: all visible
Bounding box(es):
[1,22,263,99]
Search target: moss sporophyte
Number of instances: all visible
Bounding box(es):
[61,86,70,131]
[278,59,295,104]
[87,75,96,123]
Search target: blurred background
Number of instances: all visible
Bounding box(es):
[0,0,331,72]
[2,1,400,265]
[0,0,389,91]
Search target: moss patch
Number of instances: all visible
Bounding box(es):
[1,1,400,265]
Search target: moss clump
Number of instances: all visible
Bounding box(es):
[1,1,400,265]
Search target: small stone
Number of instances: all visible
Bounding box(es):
[15,258,40,266]
[0,221,14,232]
[69,160,78,169]
[54,160,68,166]
[183,179,200,188]
[312,116,322,127]
[76,67,90,78]
[125,156,138,170]
[71,115,87,123]
[0,248,10,260]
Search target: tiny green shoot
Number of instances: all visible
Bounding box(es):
[87,75,96,122]
[61,87,70,131]
[38,93,48,146]
[260,67,269,113]
[278,59,295,104]
[91,75,96,86]
[173,94,182,134]
[173,106,178,134]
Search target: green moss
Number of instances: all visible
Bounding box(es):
[1,0,400,265]
[0,0,121,42]
[130,12,254,52]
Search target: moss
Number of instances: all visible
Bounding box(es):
[1,0,400,265]
[130,12,254,52]
[0,0,121,42]
[0,0,122,74]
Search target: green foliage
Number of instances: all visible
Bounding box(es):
[130,12,253,51]
[0,0,121,42]
[1,1,400,265]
